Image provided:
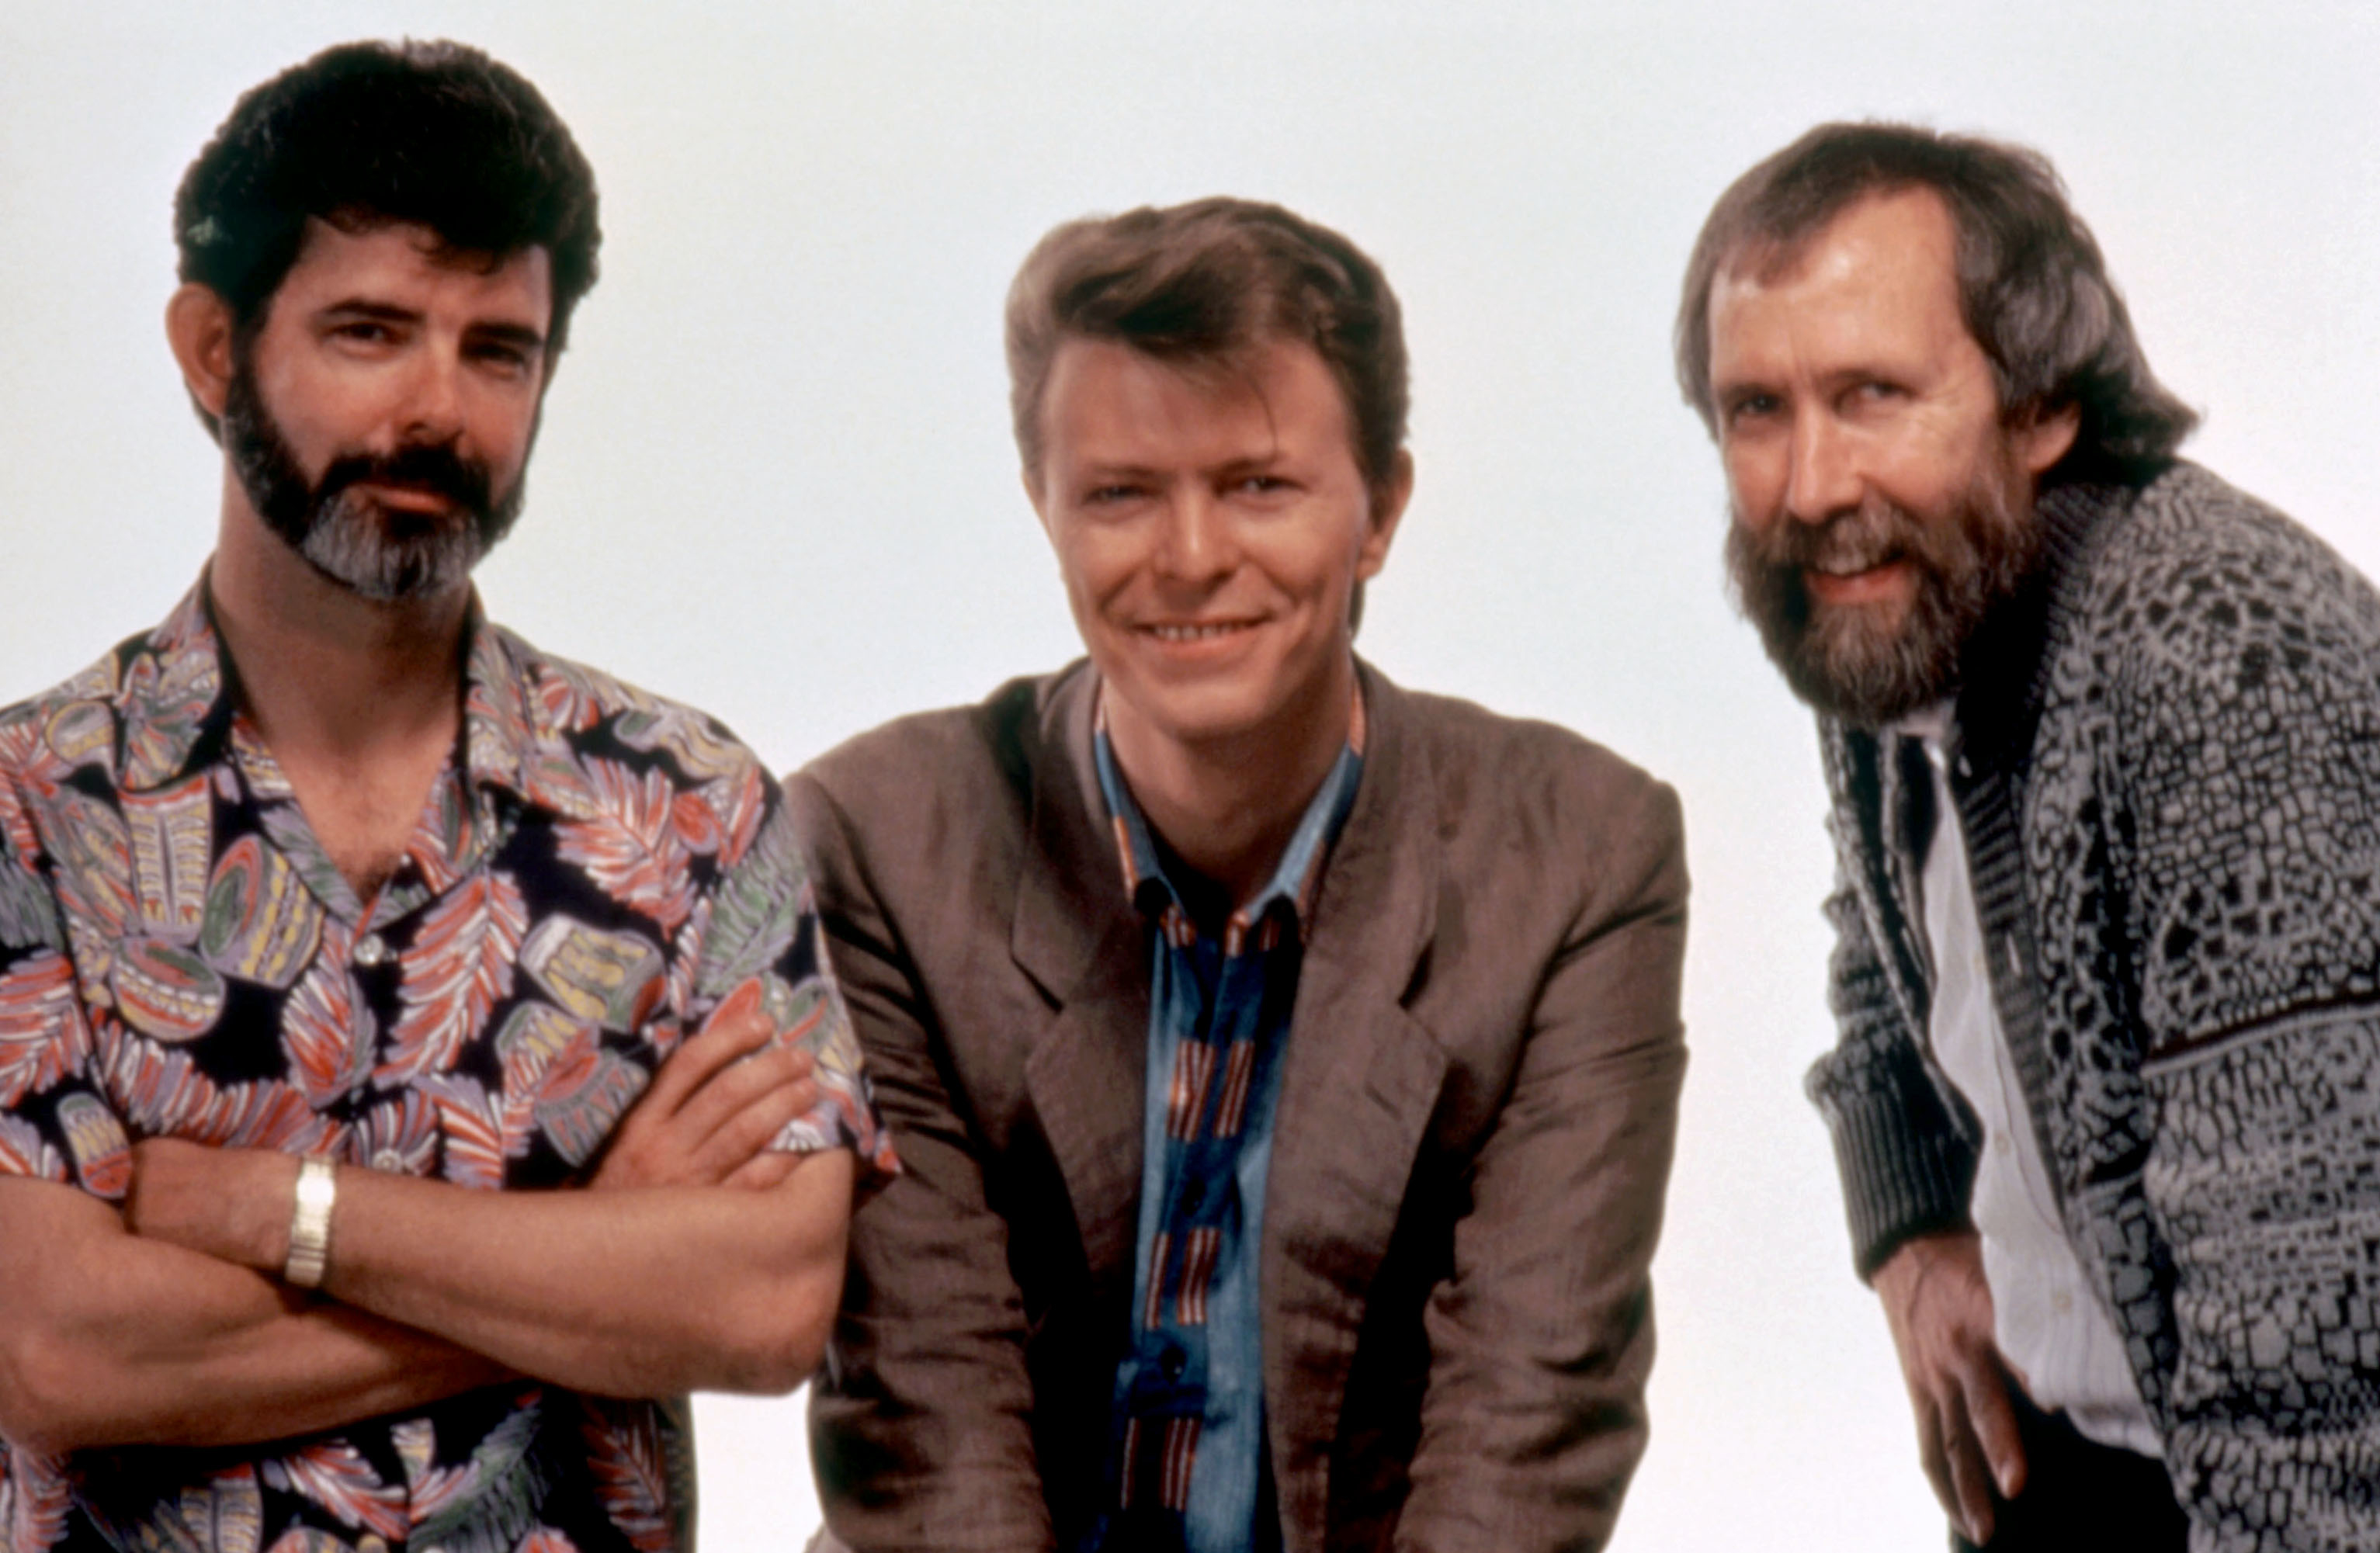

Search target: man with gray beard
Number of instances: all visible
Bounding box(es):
[0,41,888,1552]
[1680,123,2380,1551]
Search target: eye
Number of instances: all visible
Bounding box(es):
[469,341,538,378]
[1081,483,1144,507]
[331,321,397,345]
[1851,378,1906,405]
[1722,391,1782,428]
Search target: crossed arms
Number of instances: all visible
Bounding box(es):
[0,1000,848,1456]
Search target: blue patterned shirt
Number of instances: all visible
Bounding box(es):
[1088,689,1365,1553]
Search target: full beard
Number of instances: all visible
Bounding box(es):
[221,359,524,603]
[1725,461,2045,728]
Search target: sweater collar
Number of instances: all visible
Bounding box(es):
[1947,473,2140,772]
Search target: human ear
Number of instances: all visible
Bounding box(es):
[2017,401,2081,476]
[1357,449,1414,581]
[1023,465,1059,546]
[165,284,237,420]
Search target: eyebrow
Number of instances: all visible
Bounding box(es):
[315,300,421,325]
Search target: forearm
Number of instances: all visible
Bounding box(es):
[324,1156,852,1395]
[790,772,1052,1548]
[0,1179,510,1454]
[1402,1043,1677,1550]
[812,1163,1056,1551]
[1403,776,1688,1548]
[148,1143,854,1399]
[1807,859,1977,1278]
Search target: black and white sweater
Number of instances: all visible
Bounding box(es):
[1806,461,2380,1551]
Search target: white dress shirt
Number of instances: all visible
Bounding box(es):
[1900,702,2160,1457]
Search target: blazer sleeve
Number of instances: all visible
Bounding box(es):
[790,770,1056,1553]
[1396,772,1688,1551]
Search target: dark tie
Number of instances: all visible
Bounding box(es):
[1896,733,1941,870]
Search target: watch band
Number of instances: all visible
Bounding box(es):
[284,1155,337,1288]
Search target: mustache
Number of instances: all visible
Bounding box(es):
[316,442,494,521]
[1745,494,1927,576]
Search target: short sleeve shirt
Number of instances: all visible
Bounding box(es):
[0,581,893,1553]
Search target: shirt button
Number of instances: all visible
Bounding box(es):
[2052,1289,2073,1315]
[353,933,390,968]
[1181,1181,1206,1215]
[1993,1132,2013,1156]
[1160,1345,1187,1381]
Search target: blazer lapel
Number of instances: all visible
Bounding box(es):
[1261,664,1449,1524]
[1014,668,1151,1295]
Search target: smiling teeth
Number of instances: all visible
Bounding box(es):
[1150,623,1244,641]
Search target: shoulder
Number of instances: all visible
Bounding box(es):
[1386,679,1683,854]
[794,669,1062,816]
[2075,462,2380,686]
[485,623,775,795]
[0,633,147,808]
[800,674,1053,806]
[1375,676,1686,919]
[786,667,1079,881]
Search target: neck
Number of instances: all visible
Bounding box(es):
[208,469,470,764]
[1105,653,1357,906]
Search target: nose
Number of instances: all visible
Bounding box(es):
[397,348,467,445]
[1150,489,1235,584]
[1782,409,1862,526]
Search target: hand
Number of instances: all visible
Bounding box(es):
[595,986,821,1191]
[124,1138,297,1273]
[1873,1229,2027,1545]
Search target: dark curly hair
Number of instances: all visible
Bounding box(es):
[1676,122,2197,487]
[175,38,600,435]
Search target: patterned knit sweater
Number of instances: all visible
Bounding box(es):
[1806,462,2380,1551]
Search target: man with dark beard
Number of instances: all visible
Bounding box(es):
[1680,123,2380,1552]
[0,41,889,1553]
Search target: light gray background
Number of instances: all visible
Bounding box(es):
[3,2,2375,1547]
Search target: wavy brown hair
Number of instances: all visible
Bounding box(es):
[1677,122,2196,486]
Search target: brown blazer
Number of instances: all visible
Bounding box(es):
[791,661,1687,1553]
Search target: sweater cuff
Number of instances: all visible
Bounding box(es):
[1820,1086,1976,1281]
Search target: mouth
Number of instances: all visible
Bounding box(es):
[356,482,462,516]
[1802,555,1913,607]
[1139,619,1261,643]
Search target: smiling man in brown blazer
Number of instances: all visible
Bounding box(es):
[793,198,1688,1553]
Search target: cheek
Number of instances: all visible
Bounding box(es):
[1719,445,1782,523]
[473,392,543,466]
[1264,506,1376,596]
[1050,527,1142,613]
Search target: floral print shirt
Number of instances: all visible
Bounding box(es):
[0,581,892,1553]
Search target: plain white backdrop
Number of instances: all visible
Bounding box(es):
[3,2,2375,1547]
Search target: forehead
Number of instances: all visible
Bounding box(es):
[269,217,553,324]
[1707,187,1973,380]
[1040,334,1355,460]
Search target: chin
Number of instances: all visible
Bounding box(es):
[1106,678,1278,752]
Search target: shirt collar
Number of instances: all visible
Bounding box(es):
[1888,699,1956,754]
[1090,677,1367,952]
[114,572,586,816]
[113,581,238,793]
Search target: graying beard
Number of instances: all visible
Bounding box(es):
[298,492,486,603]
